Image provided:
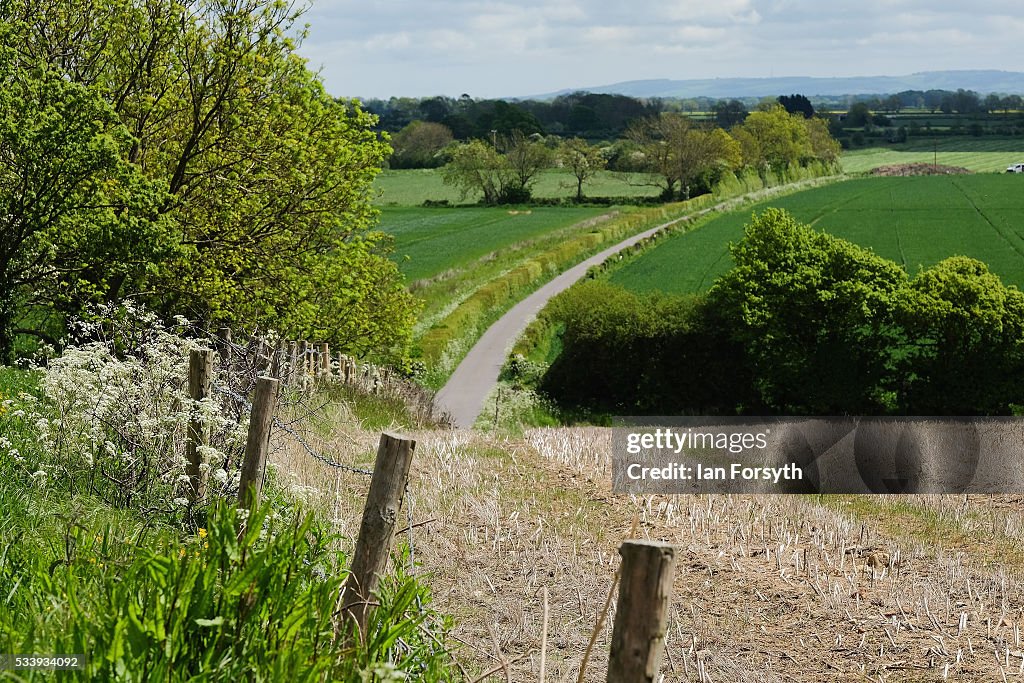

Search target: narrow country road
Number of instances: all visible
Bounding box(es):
[433,213,689,428]
[434,177,843,428]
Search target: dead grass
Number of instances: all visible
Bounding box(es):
[270,419,1024,682]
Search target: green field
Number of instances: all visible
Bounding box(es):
[373,168,661,206]
[380,206,612,281]
[610,175,1024,293]
[841,137,1024,173]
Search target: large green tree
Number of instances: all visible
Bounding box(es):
[627,113,741,200]
[0,45,171,361]
[898,257,1024,414]
[2,0,413,359]
[709,209,907,414]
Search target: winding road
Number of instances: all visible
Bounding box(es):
[433,212,692,427]
[434,177,843,428]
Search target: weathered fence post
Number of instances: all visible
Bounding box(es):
[339,432,417,638]
[217,327,232,368]
[237,376,280,509]
[286,340,298,386]
[186,349,215,505]
[335,351,345,384]
[318,342,330,379]
[270,338,283,380]
[607,540,678,682]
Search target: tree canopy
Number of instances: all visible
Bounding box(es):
[1,0,415,361]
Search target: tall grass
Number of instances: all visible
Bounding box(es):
[0,326,460,681]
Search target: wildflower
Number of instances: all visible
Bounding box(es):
[198,528,208,539]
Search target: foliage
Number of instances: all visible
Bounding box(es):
[777,94,815,119]
[537,281,754,415]
[389,121,454,169]
[501,131,554,202]
[0,42,172,363]
[543,207,1024,416]
[2,0,414,363]
[708,208,907,414]
[733,104,812,171]
[0,488,457,681]
[712,99,749,128]
[5,305,246,513]
[441,139,507,204]
[627,113,742,200]
[897,257,1024,414]
[441,134,553,204]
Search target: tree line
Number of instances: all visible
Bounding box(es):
[434,104,840,204]
[0,0,416,364]
[534,210,1024,417]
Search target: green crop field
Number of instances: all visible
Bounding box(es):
[610,174,1024,294]
[380,206,612,281]
[373,168,661,206]
[841,137,1024,173]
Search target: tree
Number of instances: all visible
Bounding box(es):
[558,138,606,201]
[804,117,842,165]
[846,102,873,127]
[501,131,553,202]
[897,257,1024,414]
[441,139,506,204]
[389,121,454,168]
[733,105,811,172]
[441,134,551,204]
[712,99,749,128]
[4,0,415,360]
[708,209,907,414]
[777,94,814,119]
[0,51,172,362]
[628,113,741,200]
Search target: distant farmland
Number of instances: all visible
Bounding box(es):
[610,175,1024,293]
[379,206,612,281]
[842,138,1024,174]
[373,168,661,207]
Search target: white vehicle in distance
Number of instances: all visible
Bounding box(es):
[1007,163,1024,173]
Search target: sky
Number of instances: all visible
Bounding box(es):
[296,1,1024,100]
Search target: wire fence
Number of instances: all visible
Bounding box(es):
[197,326,430,572]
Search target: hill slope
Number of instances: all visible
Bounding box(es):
[529,69,1024,99]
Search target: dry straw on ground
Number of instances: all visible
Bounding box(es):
[274,416,1024,682]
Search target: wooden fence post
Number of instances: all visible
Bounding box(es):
[237,376,280,509]
[335,351,345,384]
[287,340,298,386]
[186,349,215,505]
[217,327,232,368]
[607,540,678,682]
[318,342,330,379]
[339,432,417,637]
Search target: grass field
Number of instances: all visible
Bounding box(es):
[610,174,1024,293]
[379,206,612,281]
[373,168,661,206]
[841,137,1024,173]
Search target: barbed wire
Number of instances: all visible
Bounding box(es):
[212,383,374,477]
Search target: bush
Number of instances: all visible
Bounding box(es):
[6,305,246,515]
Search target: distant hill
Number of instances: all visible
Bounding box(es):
[528,71,1024,100]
